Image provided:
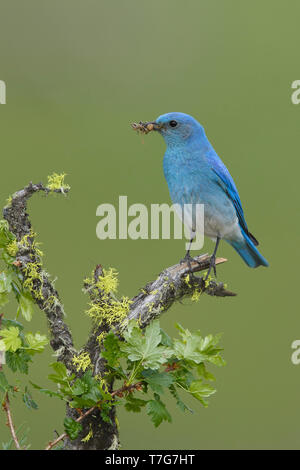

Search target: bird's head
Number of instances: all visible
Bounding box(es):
[132,112,205,146]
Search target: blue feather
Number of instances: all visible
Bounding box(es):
[228,229,269,268]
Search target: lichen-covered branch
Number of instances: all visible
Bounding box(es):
[125,254,235,330]
[1,177,236,451]
[2,181,75,368]
[64,264,119,451]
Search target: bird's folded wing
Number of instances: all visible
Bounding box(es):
[211,166,249,234]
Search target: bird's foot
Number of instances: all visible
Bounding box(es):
[180,253,204,283]
[180,252,194,265]
[204,254,217,281]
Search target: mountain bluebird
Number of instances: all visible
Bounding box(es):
[133,112,269,277]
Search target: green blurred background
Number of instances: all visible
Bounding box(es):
[0,0,299,450]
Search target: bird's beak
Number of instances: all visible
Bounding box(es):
[131,121,162,134]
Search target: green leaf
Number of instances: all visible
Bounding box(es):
[30,382,64,400]
[172,324,225,367]
[171,336,205,364]
[69,370,107,409]
[0,371,10,394]
[71,378,89,396]
[48,362,70,386]
[22,387,38,410]
[121,320,173,369]
[0,292,9,307]
[102,332,122,367]
[0,220,15,247]
[25,332,48,353]
[50,362,68,378]
[2,319,24,330]
[1,251,15,265]
[124,395,148,413]
[160,328,173,347]
[189,380,216,407]
[146,393,172,427]
[5,350,32,374]
[0,271,13,293]
[142,370,174,394]
[17,293,34,322]
[197,363,216,381]
[0,326,22,352]
[64,417,82,440]
[169,384,193,413]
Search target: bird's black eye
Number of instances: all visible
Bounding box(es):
[169,120,178,128]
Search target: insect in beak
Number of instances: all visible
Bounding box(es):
[131,121,162,134]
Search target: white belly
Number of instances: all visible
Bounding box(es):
[174,202,242,242]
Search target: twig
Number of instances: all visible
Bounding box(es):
[45,382,142,450]
[2,393,21,450]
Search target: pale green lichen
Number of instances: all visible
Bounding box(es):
[6,239,18,257]
[18,230,44,258]
[72,352,91,372]
[85,267,131,327]
[23,262,44,299]
[150,289,158,295]
[5,195,12,207]
[47,173,70,192]
[191,289,202,302]
[81,427,93,443]
[95,268,119,294]
[86,296,131,327]
[184,274,191,287]
[95,374,109,394]
[203,272,213,288]
[97,331,107,346]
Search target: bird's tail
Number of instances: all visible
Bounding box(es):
[228,229,269,268]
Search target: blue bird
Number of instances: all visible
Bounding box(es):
[137,112,269,277]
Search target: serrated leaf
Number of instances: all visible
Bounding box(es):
[189,380,216,407]
[0,326,21,352]
[71,379,89,396]
[197,363,216,381]
[69,370,108,409]
[50,362,68,378]
[171,336,206,364]
[30,381,64,399]
[22,387,38,410]
[64,417,82,440]
[142,370,174,394]
[48,362,69,386]
[160,329,173,347]
[169,384,193,413]
[146,394,172,427]
[5,350,32,374]
[0,220,15,247]
[25,332,48,353]
[17,293,34,322]
[124,395,148,413]
[121,320,172,369]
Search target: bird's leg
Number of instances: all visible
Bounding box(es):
[180,230,195,265]
[180,230,200,281]
[204,236,220,280]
